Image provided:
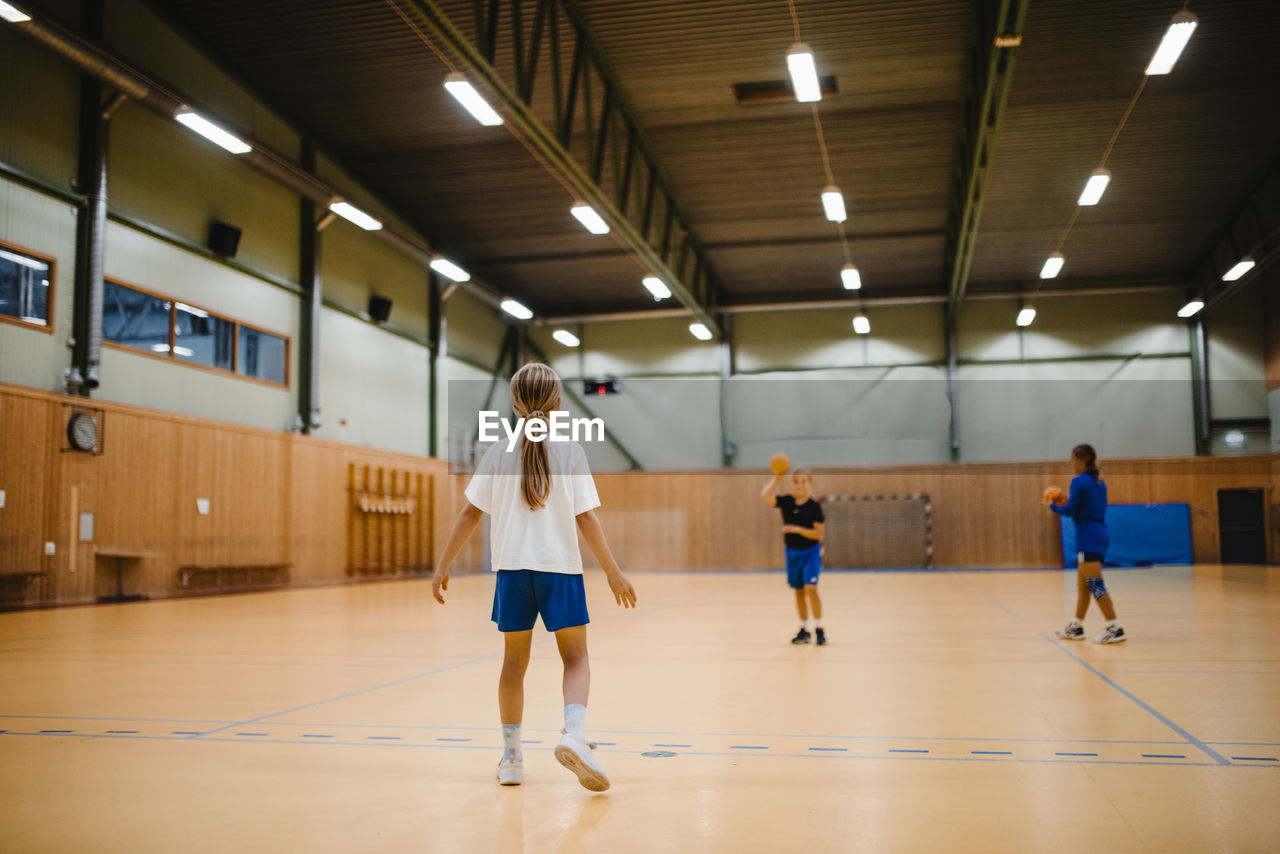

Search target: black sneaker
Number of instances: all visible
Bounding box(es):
[815,628,827,646]
[791,628,811,644]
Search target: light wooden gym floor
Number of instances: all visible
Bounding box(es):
[1,566,1278,853]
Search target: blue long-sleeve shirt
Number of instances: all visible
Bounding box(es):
[1052,472,1109,555]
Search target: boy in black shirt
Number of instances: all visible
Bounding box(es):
[760,465,826,644]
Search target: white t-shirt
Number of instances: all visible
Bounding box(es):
[464,440,601,574]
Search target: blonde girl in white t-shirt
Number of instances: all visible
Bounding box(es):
[432,362,637,791]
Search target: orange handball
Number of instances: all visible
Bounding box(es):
[769,452,790,475]
[1043,486,1065,506]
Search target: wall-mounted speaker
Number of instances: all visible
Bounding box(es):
[208,221,242,258]
[368,295,392,323]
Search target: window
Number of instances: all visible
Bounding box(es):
[0,242,55,331]
[174,301,234,370]
[102,278,289,387]
[103,280,171,353]
[238,325,288,385]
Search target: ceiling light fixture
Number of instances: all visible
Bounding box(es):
[840,264,861,290]
[329,201,383,231]
[1077,166,1111,206]
[570,203,610,235]
[821,185,846,223]
[786,42,822,103]
[1039,252,1065,279]
[1221,256,1255,281]
[442,72,503,126]
[688,322,713,341]
[852,312,871,335]
[552,329,580,347]
[641,276,671,300]
[1016,304,1037,327]
[1145,10,1198,76]
[1176,298,1204,318]
[174,110,251,154]
[429,257,471,282]
[0,2,30,22]
[500,299,533,320]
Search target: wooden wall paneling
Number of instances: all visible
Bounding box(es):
[0,392,53,604]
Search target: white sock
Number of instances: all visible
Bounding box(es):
[1107,619,1119,629]
[800,620,811,632]
[501,723,522,761]
[1067,618,1081,627]
[564,703,587,738]
[814,621,823,630]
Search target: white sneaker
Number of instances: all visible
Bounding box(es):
[1056,622,1085,641]
[496,755,523,785]
[554,729,610,792]
[1093,625,1127,644]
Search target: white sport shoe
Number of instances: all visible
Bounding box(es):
[1056,622,1085,641]
[496,755,523,785]
[554,729,610,792]
[1093,625,1127,644]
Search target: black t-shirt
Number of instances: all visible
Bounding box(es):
[776,495,824,550]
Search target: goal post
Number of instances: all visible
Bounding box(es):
[819,493,933,569]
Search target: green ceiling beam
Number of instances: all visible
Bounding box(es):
[405,0,720,336]
[944,0,1031,315]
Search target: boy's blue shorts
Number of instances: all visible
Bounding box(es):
[785,545,822,589]
[492,569,590,632]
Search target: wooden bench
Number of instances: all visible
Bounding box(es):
[0,572,46,608]
[178,564,291,593]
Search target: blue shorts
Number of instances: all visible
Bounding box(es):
[785,545,821,589]
[491,570,590,632]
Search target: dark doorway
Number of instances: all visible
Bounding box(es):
[1217,489,1267,565]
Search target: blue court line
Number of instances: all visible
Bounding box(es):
[190,650,500,740]
[0,714,233,724]
[106,730,138,734]
[972,750,1012,755]
[235,732,267,737]
[809,747,847,751]
[1211,741,1280,746]
[3,714,1202,746]
[436,737,471,742]
[730,745,768,750]
[654,743,691,748]
[595,742,617,746]
[1142,754,1186,759]
[1040,633,1230,766]
[955,576,1019,618]
[2,730,1269,770]
[367,736,400,740]
[680,749,1220,767]
[170,731,202,735]
[39,729,71,733]
[1232,756,1277,762]
[301,734,333,738]
[890,749,929,753]
[520,740,542,744]
[1056,752,1098,757]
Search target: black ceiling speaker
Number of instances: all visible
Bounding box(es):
[207,221,242,258]
[368,295,392,323]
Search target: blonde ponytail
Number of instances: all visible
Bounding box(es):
[510,364,562,510]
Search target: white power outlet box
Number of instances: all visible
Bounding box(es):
[44,541,56,555]
[0,489,6,508]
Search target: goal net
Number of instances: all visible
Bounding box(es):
[820,494,933,569]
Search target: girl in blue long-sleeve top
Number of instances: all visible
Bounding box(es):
[1045,444,1127,644]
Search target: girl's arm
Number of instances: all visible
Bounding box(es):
[431,501,485,604]
[760,473,785,506]
[783,521,824,541]
[575,509,637,608]
[1051,480,1082,517]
